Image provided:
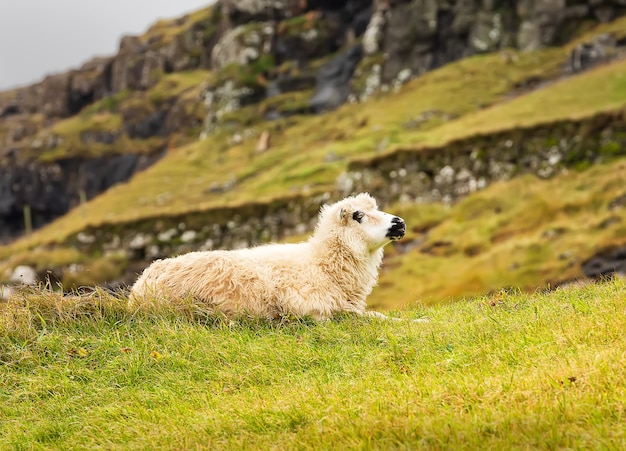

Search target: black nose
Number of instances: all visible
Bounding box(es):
[387,216,406,240]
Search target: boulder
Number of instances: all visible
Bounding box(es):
[380,0,438,81]
[111,50,164,92]
[0,285,13,300]
[362,2,388,55]
[582,246,626,279]
[68,57,113,114]
[309,44,363,112]
[200,79,260,136]
[516,0,566,51]
[211,23,274,70]
[31,73,73,117]
[124,109,168,139]
[222,0,307,23]
[568,34,616,73]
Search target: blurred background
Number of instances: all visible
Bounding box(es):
[0,0,213,89]
[1,0,625,309]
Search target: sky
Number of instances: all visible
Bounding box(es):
[0,0,215,90]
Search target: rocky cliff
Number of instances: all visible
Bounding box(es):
[1,0,625,243]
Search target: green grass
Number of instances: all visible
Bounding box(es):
[4,40,618,249]
[55,111,122,133]
[4,156,623,308]
[1,279,625,448]
[410,57,626,148]
[85,90,132,114]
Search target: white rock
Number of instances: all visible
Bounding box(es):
[181,230,198,243]
[158,228,178,242]
[77,232,96,244]
[129,233,152,250]
[10,265,37,285]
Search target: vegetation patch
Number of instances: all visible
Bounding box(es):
[3,20,626,305]
[1,279,625,448]
[371,159,626,308]
[148,70,210,106]
[140,5,217,47]
[0,246,86,278]
[85,90,132,114]
[409,57,626,149]
[60,253,128,290]
[23,69,211,162]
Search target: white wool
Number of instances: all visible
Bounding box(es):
[130,193,404,320]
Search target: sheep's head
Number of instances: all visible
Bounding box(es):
[315,193,406,254]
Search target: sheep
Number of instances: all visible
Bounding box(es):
[130,193,406,320]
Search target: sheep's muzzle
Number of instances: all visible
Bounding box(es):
[387,217,406,240]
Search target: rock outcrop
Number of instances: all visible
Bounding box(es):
[309,44,364,112]
[339,111,626,204]
[0,151,165,243]
[583,246,626,279]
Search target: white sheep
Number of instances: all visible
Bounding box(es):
[130,193,406,320]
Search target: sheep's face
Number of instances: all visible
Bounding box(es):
[318,193,406,253]
[340,205,406,251]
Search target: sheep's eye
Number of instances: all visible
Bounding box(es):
[352,211,365,223]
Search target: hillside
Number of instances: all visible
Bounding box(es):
[1,279,625,448]
[2,1,626,306]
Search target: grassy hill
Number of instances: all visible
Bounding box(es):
[371,157,626,308]
[2,17,626,305]
[1,279,625,448]
[2,7,626,450]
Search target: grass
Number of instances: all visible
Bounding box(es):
[140,5,217,46]
[1,278,625,448]
[55,112,122,134]
[567,14,626,46]
[4,15,626,448]
[0,246,86,277]
[370,158,626,308]
[5,39,618,244]
[409,56,626,148]
[148,70,211,105]
[85,90,132,114]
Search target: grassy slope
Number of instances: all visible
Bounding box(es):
[370,158,626,308]
[3,157,624,309]
[1,279,625,449]
[2,20,626,304]
[0,47,568,252]
[4,42,626,254]
[412,57,626,147]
